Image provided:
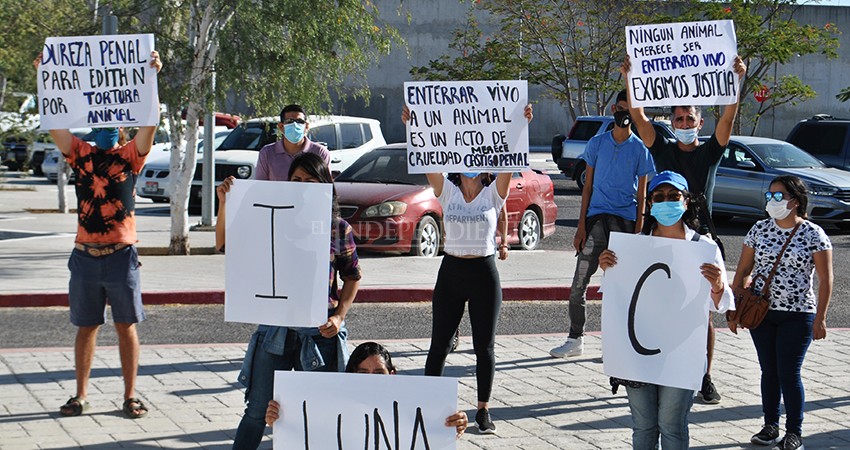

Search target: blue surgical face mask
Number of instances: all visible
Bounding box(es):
[93,128,119,149]
[284,122,306,144]
[674,127,699,145]
[461,172,478,179]
[651,200,687,226]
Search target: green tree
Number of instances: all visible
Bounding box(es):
[411,0,667,122]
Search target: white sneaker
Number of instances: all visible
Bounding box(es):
[549,337,584,358]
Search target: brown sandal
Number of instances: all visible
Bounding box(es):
[122,397,148,419]
[59,396,90,417]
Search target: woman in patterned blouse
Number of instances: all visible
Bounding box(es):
[731,175,833,450]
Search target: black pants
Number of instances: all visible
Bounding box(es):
[425,254,502,403]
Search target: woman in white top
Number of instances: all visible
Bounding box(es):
[402,104,532,434]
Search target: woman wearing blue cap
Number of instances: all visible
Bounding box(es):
[599,170,733,449]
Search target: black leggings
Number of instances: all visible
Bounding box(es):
[424,254,502,402]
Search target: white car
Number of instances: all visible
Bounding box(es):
[187,115,386,208]
[136,130,231,203]
[41,128,93,182]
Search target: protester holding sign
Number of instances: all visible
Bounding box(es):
[401,102,531,434]
[622,51,746,405]
[549,89,655,360]
[264,342,469,439]
[599,171,732,449]
[730,175,832,450]
[34,50,162,419]
[216,153,362,450]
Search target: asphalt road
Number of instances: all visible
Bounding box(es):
[4,168,848,348]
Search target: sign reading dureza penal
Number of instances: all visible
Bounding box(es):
[626,20,738,108]
[37,34,159,130]
[405,80,529,174]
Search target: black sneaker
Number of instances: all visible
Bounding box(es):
[698,374,721,404]
[751,424,780,445]
[773,432,804,450]
[475,408,496,434]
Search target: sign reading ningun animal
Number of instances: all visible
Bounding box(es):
[224,179,332,328]
[601,232,718,391]
[37,33,159,130]
[626,20,739,107]
[404,80,529,174]
[274,371,459,450]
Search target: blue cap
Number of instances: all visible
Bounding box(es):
[648,170,688,192]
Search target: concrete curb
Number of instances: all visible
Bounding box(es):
[0,286,601,307]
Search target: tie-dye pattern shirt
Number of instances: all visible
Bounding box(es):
[65,137,147,245]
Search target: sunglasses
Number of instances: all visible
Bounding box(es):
[93,127,117,132]
[282,118,307,125]
[651,191,684,203]
[764,191,791,202]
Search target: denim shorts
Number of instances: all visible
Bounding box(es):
[68,245,144,326]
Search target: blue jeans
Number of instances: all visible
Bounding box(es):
[232,329,340,450]
[750,310,814,436]
[626,384,694,450]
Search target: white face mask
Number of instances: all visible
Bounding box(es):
[674,127,699,145]
[766,199,793,220]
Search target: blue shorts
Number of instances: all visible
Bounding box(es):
[68,245,145,326]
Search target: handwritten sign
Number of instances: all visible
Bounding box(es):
[37,34,159,130]
[225,180,332,327]
[405,80,528,173]
[626,20,738,107]
[601,232,717,391]
[274,371,458,450]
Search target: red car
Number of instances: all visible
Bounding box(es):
[334,144,557,256]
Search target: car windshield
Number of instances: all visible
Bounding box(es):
[217,122,276,151]
[336,149,428,185]
[748,142,825,169]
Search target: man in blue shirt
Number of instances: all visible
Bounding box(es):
[550,90,655,359]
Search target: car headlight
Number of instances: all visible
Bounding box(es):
[362,201,408,218]
[236,165,252,179]
[808,184,838,197]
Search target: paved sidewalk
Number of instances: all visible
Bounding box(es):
[2,332,849,449]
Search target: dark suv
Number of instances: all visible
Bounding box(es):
[551,116,675,189]
[786,115,850,171]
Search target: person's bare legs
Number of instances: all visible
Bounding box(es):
[74,325,100,399]
[115,322,139,401]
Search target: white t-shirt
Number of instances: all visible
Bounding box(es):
[744,218,832,313]
[438,177,507,257]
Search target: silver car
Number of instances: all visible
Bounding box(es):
[712,136,850,230]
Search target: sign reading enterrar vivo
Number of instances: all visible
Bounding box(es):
[404,80,529,174]
[626,20,739,108]
[601,232,717,391]
[225,180,332,328]
[37,34,159,130]
[274,371,458,450]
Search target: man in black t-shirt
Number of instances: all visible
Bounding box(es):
[622,54,747,406]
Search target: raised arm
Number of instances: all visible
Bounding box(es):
[714,55,747,147]
[214,176,235,252]
[621,56,656,149]
[131,51,164,156]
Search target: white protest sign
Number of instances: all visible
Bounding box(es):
[405,80,528,173]
[37,34,159,130]
[601,232,716,391]
[626,20,739,107]
[274,371,458,450]
[225,180,332,327]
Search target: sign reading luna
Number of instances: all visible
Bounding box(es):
[37,34,159,130]
[626,20,738,107]
[404,80,529,174]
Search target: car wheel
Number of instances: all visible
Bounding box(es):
[575,163,587,190]
[411,216,440,257]
[518,209,541,250]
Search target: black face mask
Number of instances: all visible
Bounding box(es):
[614,110,632,129]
